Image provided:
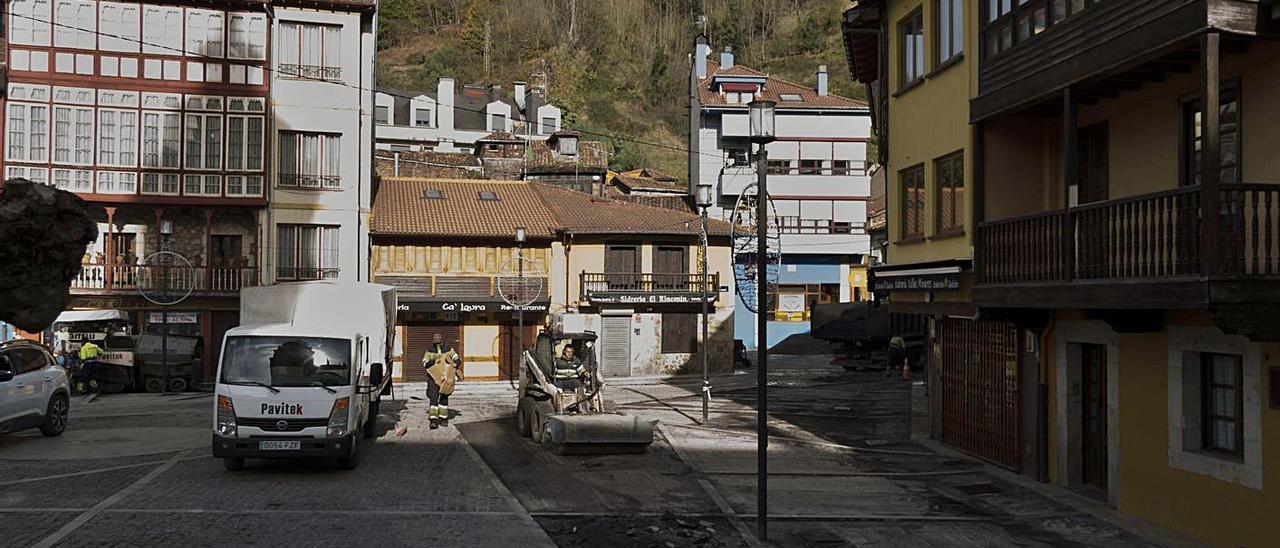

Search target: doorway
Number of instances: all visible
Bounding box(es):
[1080,343,1108,493]
[1058,323,1118,506]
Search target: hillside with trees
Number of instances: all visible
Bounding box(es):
[376,0,862,180]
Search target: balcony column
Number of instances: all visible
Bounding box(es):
[1201,31,1222,275]
[104,207,116,290]
[1062,87,1079,281]
[203,209,214,290]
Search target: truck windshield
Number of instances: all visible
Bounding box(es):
[220,336,351,387]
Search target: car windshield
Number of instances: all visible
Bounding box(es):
[220,336,351,387]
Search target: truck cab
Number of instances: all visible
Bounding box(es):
[211,282,395,471]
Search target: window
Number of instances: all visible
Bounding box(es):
[98,2,140,52]
[184,174,222,196]
[416,108,434,127]
[141,111,182,168]
[833,160,854,175]
[936,0,964,64]
[228,12,267,60]
[184,114,223,169]
[97,109,138,167]
[374,105,390,124]
[186,9,225,57]
[661,314,698,354]
[985,0,1094,58]
[142,5,182,55]
[1202,353,1243,455]
[779,93,804,102]
[6,102,49,162]
[899,9,925,86]
[767,159,794,175]
[278,22,342,81]
[900,164,926,238]
[9,0,53,46]
[478,191,499,201]
[225,175,263,197]
[726,147,750,167]
[540,116,555,134]
[277,224,340,280]
[935,151,964,233]
[53,0,95,49]
[95,171,137,194]
[490,113,506,131]
[1182,82,1241,187]
[799,159,825,175]
[279,131,342,189]
[53,105,93,165]
[226,115,264,171]
[51,168,91,192]
[142,173,180,195]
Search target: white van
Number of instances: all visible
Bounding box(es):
[211,282,395,471]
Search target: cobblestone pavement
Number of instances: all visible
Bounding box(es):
[0,357,1192,547]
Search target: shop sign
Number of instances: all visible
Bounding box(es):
[397,300,550,314]
[587,293,715,305]
[777,294,805,313]
[872,272,960,292]
[147,312,200,324]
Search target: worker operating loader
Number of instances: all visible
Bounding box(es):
[422,334,463,429]
[553,344,588,391]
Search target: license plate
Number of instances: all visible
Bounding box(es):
[258,440,301,451]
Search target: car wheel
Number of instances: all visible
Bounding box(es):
[39,393,69,437]
[223,457,245,471]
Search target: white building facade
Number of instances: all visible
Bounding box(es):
[690,38,873,349]
[374,78,562,153]
[266,1,376,285]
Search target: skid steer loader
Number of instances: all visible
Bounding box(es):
[515,329,653,455]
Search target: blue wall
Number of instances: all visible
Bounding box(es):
[733,254,844,349]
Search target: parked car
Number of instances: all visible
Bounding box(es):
[0,340,71,436]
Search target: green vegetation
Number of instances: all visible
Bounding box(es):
[376,0,865,180]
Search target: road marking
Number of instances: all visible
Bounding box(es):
[657,424,762,548]
[455,432,557,548]
[31,451,187,548]
[0,455,207,487]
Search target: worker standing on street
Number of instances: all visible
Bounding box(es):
[77,340,104,393]
[422,334,463,429]
[553,344,588,391]
[887,336,908,381]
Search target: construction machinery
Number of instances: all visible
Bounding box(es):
[514,328,653,455]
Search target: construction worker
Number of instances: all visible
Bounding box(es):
[553,344,588,390]
[887,336,908,380]
[77,340,104,393]
[421,334,463,429]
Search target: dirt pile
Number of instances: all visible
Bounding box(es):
[0,179,99,331]
[537,513,742,548]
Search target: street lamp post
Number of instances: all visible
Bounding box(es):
[159,219,173,395]
[696,183,714,425]
[515,226,527,372]
[748,99,776,541]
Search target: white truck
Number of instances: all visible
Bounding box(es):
[211,281,396,471]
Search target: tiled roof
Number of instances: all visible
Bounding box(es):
[373,150,480,179]
[612,168,686,193]
[526,140,609,173]
[371,179,559,239]
[698,60,867,109]
[477,131,522,143]
[372,178,730,239]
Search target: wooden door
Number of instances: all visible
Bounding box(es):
[937,317,1021,470]
[1080,343,1108,491]
[653,246,687,290]
[605,245,639,289]
[207,311,240,386]
[403,325,462,382]
[498,323,537,382]
[1077,122,1109,204]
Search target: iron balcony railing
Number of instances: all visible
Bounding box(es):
[72,263,259,294]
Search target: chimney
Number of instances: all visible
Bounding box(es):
[816,65,829,96]
[437,77,455,132]
[694,34,710,79]
[513,81,527,110]
[720,46,734,69]
[489,83,502,103]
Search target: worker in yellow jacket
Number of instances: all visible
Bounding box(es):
[421,333,463,429]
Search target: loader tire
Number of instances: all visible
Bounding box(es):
[530,402,553,444]
[516,397,533,437]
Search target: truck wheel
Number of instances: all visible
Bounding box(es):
[223,458,245,471]
[363,397,379,439]
[516,397,533,437]
[167,377,187,393]
[530,402,553,444]
[39,393,69,437]
[337,445,361,470]
[143,377,163,393]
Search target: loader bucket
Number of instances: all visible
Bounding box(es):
[542,414,654,455]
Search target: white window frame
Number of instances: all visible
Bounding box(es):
[141,110,182,168]
[1166,326,1264,490]
[52,104,94,166]
[276,224,341,281]
[95,170,137,194]
[185,8,225,58]
[6,101,50,163]
[142,5,183,55]
[51,168,92,193]
[97,108,139,167]
[184,113,223,170]
[277,21,343,81]
[6,166,50,186]
[141,172,181,196]
[99,1,141,53]
[53,0,95,49]
[9,0,53,46]
[228,12,267,61]
[226,114,264,172]
[184,174,222,197]
[225,175,263,197]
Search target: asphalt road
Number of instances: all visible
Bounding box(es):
[0,355,1189,547]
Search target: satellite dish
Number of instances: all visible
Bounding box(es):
[137,251,196,306]
[730,184,781,314]
[497,250,546,308]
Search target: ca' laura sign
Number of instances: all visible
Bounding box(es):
[397,300,550,313]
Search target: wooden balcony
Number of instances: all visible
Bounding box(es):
[72,262,258,295]
[975,184,1280,308]
[580,272,718,305]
